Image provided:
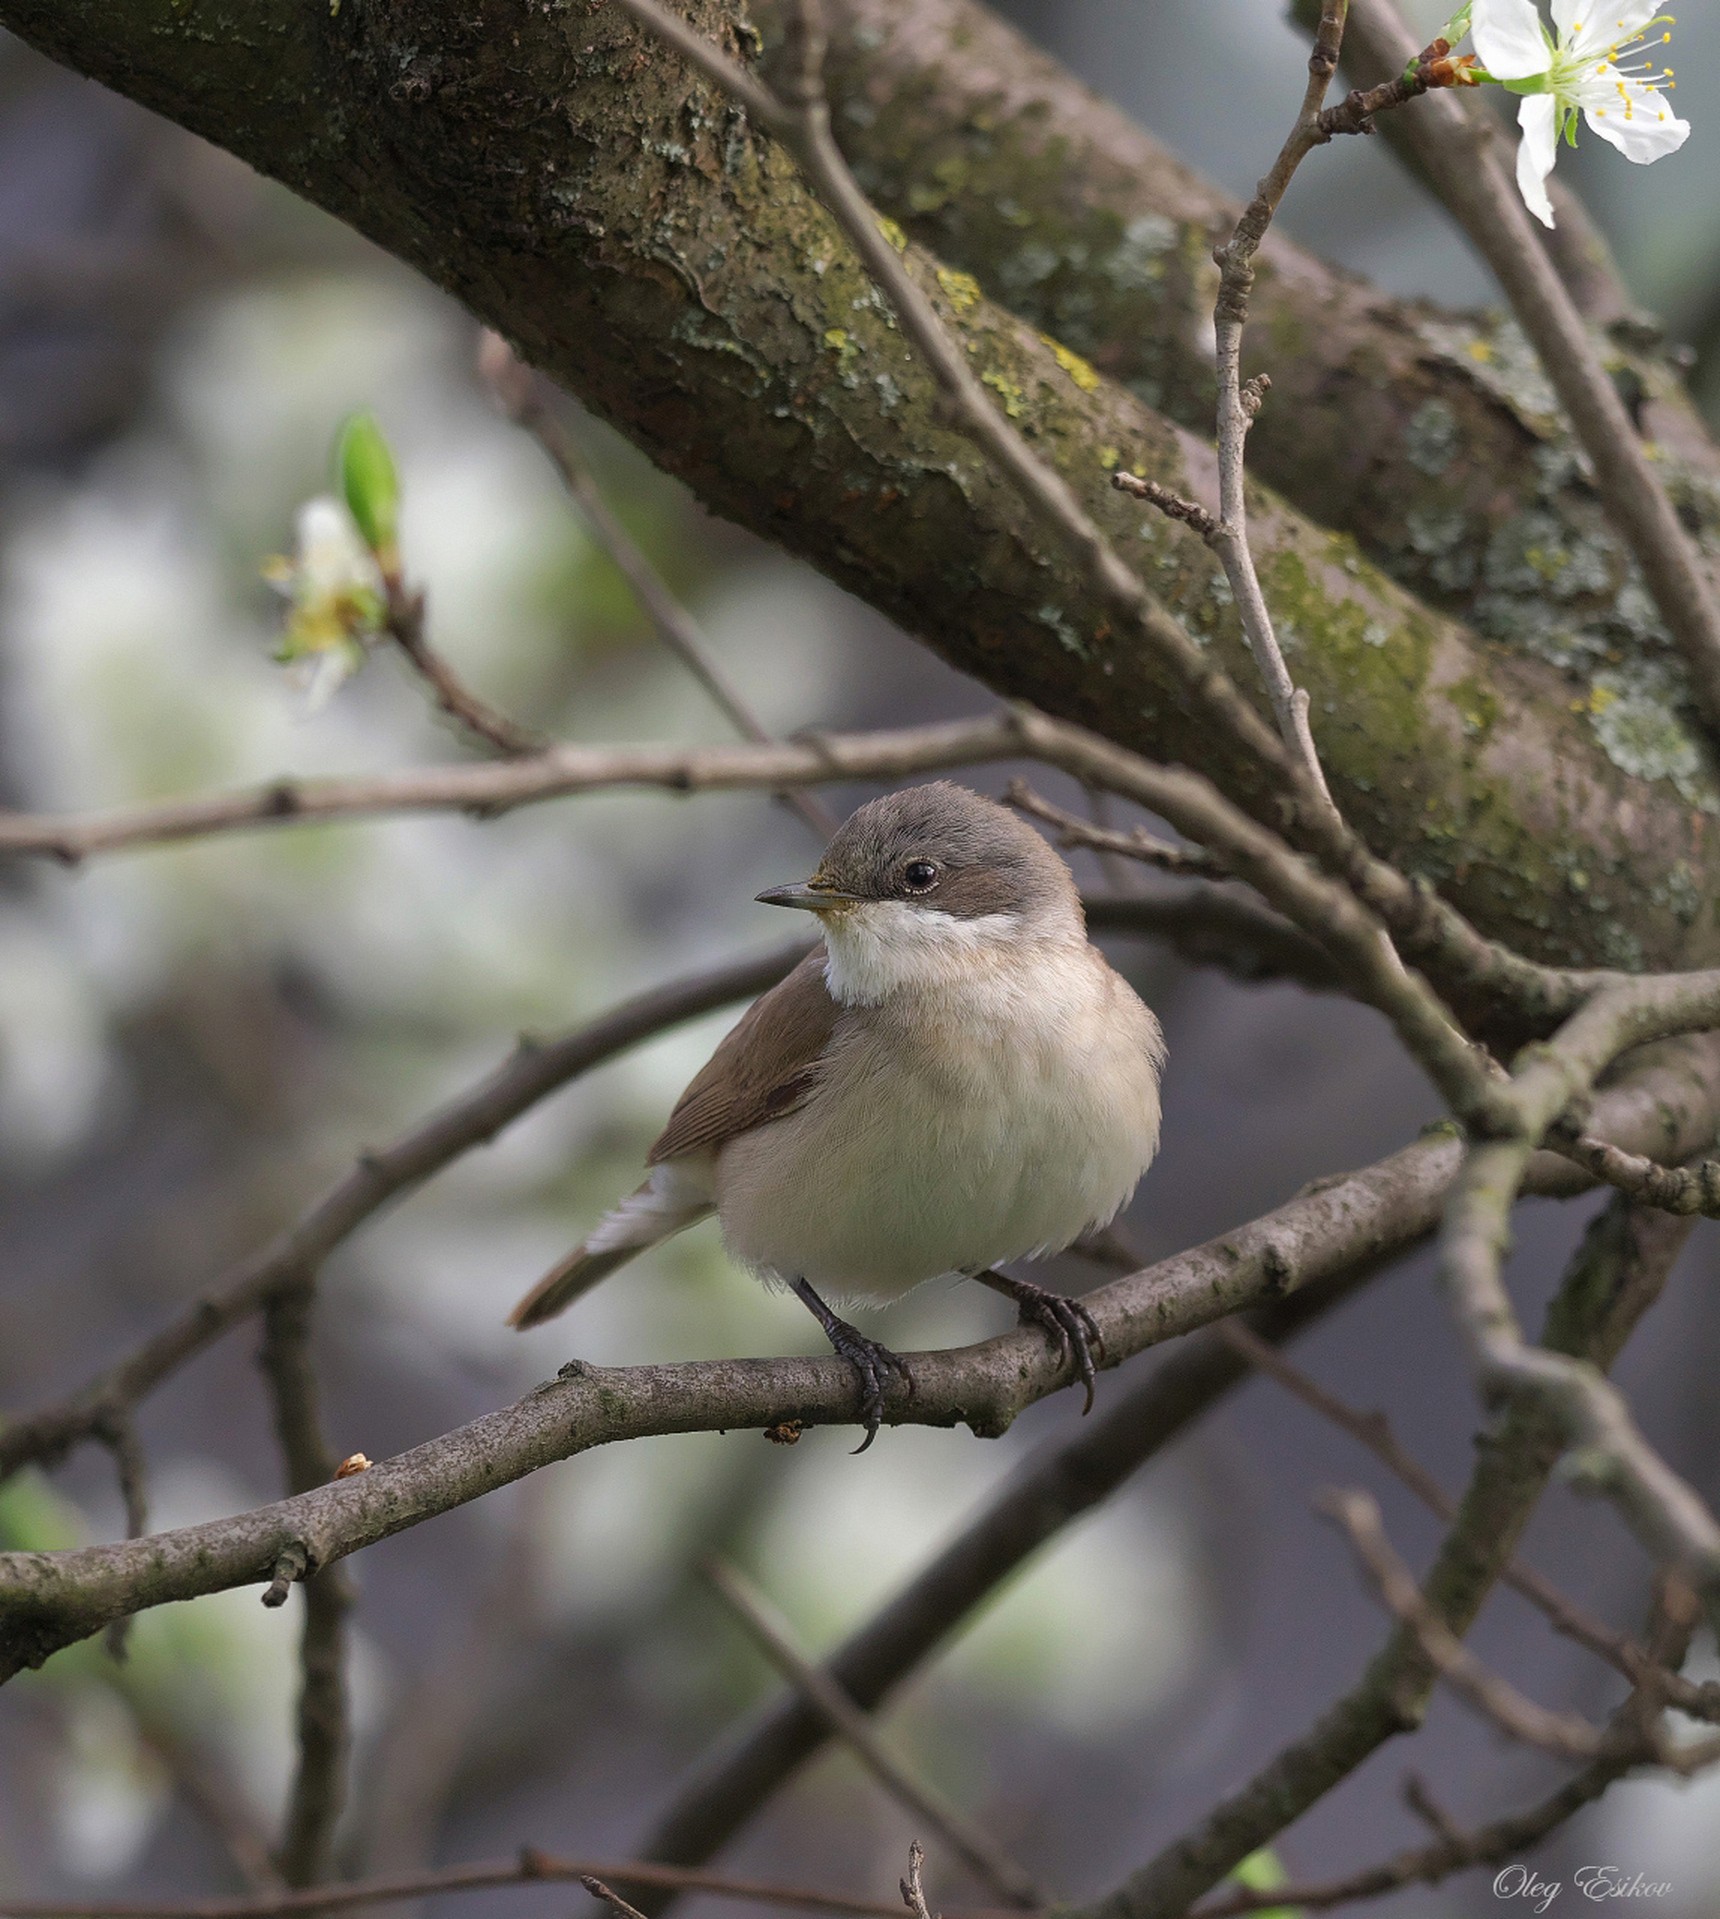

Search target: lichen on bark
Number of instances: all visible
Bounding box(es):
[3,0,1719,969]
[792,0,1720,843]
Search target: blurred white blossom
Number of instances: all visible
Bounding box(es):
[263,496,386,709]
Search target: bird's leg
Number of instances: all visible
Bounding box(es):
[788,1277,914,1453]
[973,1269,1105,1414]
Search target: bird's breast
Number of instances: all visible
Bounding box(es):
[713,941,1162,1303]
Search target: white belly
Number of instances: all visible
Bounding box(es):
[714,945,1163,1304]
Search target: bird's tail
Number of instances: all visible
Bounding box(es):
[507,1166,712,1329]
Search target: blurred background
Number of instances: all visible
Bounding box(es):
[2,2,1719,1913]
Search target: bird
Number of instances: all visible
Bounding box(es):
[509,781,1166,1449]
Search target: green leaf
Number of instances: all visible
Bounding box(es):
[1230,1849,1302,1919]
[0,1467,85,1553]
[336,411,400,559]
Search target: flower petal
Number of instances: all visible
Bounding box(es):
[1557,1,1662,54]
[1473,0,1551,80]
[1515,92,1560,227]
[1583,81,1690,162]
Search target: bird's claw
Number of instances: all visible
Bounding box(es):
[989,1274,1105,1413]
[826,1319,915,1452]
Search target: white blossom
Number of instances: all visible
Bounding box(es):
[262,496,386,708]
[1471,0,1687,227]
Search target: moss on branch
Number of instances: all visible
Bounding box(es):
[2,0,1717,967]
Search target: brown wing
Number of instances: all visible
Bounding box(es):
[647,948,840,1164]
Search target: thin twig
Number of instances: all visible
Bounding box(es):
[1201,0,1350,815]
[476,332,836,841]
[259,1283,353,1888]
[703,1560,1043,1908]
[1318,1488,1619,1764]
[1005,780,1226,879]
[1084,890,1343,996]
[900,1846,938,1919]
[358,1485,543,1886]
[1186,1749,1638,1915]
[95,1410,148,1660]
[583,1879,652,1919]
[382,585,547,759]
[1215,1318,1651,1682]
[0,1847,1020,1919]
[1550,1126,1720,1219]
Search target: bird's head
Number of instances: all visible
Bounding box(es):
[757,781,1082,1004]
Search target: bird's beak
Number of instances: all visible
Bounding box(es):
[755,880,863,912]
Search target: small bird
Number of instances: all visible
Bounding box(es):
[510,782,1165,1447]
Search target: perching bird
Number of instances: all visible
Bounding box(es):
[509,782,1165,1447]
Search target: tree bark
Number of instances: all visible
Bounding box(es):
[4,0,1717,969]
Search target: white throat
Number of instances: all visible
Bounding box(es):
[820,900,1071,1006]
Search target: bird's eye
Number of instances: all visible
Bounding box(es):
[902,859,939,893]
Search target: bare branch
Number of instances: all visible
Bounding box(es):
[900,1845,938,1919]
[381,585,547,759]
[629,1043,1718,1890]
[1005,781,1225,880]
[1193,1573,1713,1917]
[11,1034,1720,1685]
[1200,0,1349,813]
[1215,1319,1649,1682]
[1318,1488,1617,1764]
[1440,983,1720,1625]
[583,1879,653,1919]
[1551,1127,1720,1219]
[704,1560,1042,1908]
[0,702,1604,1049]
[0,1847,1011,1919]
[1107,474,1216,541]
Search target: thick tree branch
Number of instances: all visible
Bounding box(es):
[5,0,1717,974]
[797,1,1720,831]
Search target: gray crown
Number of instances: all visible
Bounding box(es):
[815,782,1079,921]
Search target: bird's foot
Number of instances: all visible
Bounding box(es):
[789,1277,914,1452]
[975,1270,1105,1413]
